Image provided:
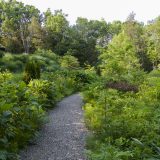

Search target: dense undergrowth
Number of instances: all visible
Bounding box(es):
[1,2,160,159]
[1,47,160,160]
[0,49,94,160]
[84,70,160,160]
[83,65,160,160]
[82,29,160,160]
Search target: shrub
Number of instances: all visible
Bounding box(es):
[73,71,94,91]
[27,79,55,108]
[0,51,4,58]
[60,55,80,69]
[106,81,138,92]
[34,49,59,61]
[14,54,28,63]
[6,61,24,72]
[42,70,76,100]
[0,72,45,160]
[83,69,160,159]
[23,60,40,84]
[31,49,60,72]
[0,50,83,160]
[0,53,27,72]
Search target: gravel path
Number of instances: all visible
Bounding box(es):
[20,94,88,160]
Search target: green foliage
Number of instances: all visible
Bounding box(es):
[0,51,4,58]
[27,79,55,108]
[0,0,41,53]
[123,15,153,71]
[73,69,97,91]
[42,70,76,100]
[45,10,68,33]
[0,68,78,159]
[100,32,144,84]
[145,17,160,68]
[87,143,133,160]
[34,49,59,61]
[60,55,80,69]
[0,72,45,160]
[28,17,45,50]
[0,2,160,159]
[0,50,61,73]
[83,69,160,159]
[23,60,40,84]
[83,21,160,158]
[30,49,61,72]
[0,48,83,159]
[0,53,28,72]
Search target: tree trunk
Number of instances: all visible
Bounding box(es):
[20,23,31,54]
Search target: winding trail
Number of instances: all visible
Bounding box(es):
[20,94,87,160]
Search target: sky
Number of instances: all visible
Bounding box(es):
[17,0,160,24]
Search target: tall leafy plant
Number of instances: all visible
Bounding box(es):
[23,60,40,84]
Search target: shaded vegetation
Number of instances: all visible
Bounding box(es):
[0,1,160,160]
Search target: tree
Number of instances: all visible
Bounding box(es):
[0,0,41,53]
[70,18,111,65]
[123,12,152,71]
[1,17,23,53]
[44,9,69,51]
[28,17,45,51]
[96,20,122,51]
[145,17,160,68]
[100,31,142,83]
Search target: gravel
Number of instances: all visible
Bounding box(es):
[20,93,88,160]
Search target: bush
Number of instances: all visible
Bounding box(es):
[23,60,40,84]
[0,53,27,72]
[14,54,28,63]
[60,55,80,69]
[0,72,45,160]
[73,70,96,91]
[6,61,24,72]
[0,51,4,58]
[42,70,76,100]
[31,49,60,72]
[83,69,160,159]
[27,79,55,108]
[34,49,59,61]
[0,50,83,160]
[0,69,78,160]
